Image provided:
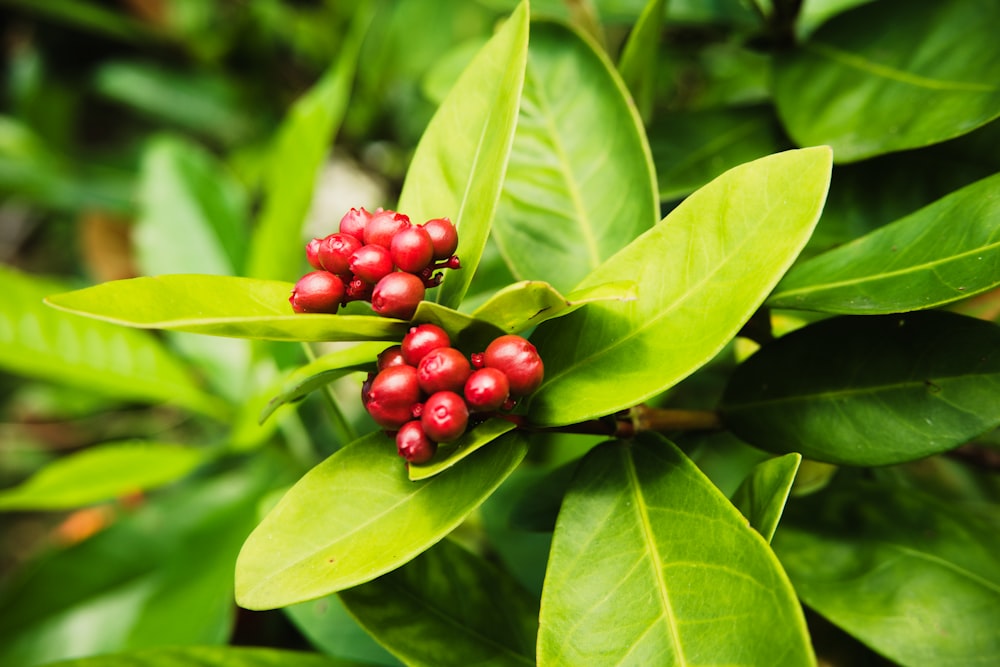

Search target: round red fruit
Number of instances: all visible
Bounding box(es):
[422,218,458,260]
[349,244,395,284]
[377,344,407,371]
[318,233,362,275]
[390,225,434,273]
[421,391,469,442]
[483,334,544,396]
[305,238,324,270]
[365,210,411,249]
[401,323,451,366]
[464,367,510,412]
[372,272,425,320]
[339,207,373,241]
[417,347,471,394]
[366,365,421,430]
[396,421,437,464]
[289,271,344,313]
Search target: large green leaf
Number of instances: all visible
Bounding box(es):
[0,441,205,511]
[45,275,407,342]
[731,453,801,543]
[773,0,1000,162]
[0,463,275,667]
[492,21,658,293]
[774,477,1000,666]
[769,171,1000,313]
[235,432,529,610]
[245,7,368,281]
[617,0,667,123]
[525,147,833,426]
[286,596,402,667]
[408,420,517,481]
[720,311,1000,466]
[470,280,637,334]
[38,646,370,667]
[538,434,814,666]
[340,539,538,667]
[396,1,528,308]
[1,267,223,417]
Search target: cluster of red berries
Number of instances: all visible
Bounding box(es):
[362,324,544,464]
[289,207,461,321]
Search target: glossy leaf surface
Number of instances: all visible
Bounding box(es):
[774,0,1000,162]
[470,280,637,334]
[774,478,1000,666]
[732,453,801,543]
[526,147,833,426]
[340,539,538,667]
[397,0,528,308]
[45,275,408,342]
[538,434,814,666]
[408,420,517,481]
[769,172,1000,313]
[493,21,657,293]
[40,646,369,667]
[721,311,1000,465]
[235,432,529,609]
[2,266,220,417]
[0,441,205,511]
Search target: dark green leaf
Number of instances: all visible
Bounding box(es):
[340,539,538,667]
[410,301,505,353]
[0,441,205,511]
[769,172,1000,313]
[397,1,529,308]
[774,477,1000,666]
[732,453,801,542]
[408,420,518,481]
[493,21,658,293]
[2,267,223,417]
[45,275,408,342]
[538,434,814,666]
[774,0,1000,162]
[721,311,1000,465]
[470,280,637,335]
[526,147,833,426]
[38,646,370,667]
[234,432,529,610]
[618,0,667,123]
[286,596,402,667]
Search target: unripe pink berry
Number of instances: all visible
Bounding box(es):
[417,347,471,395]
[422,218,458,260]
[366,365,421,430]
[464,367,510,412]
[396,420,437,463]
[402,323,451,366]
[349,244,395,284]
[289,271,344,313]
[372,272,425,320]
[391,225,434,273]
[421,390,469,442]
[483,334,545,396]
[339,207,373,242]
[318,233,362,276]
[365,210,411,249]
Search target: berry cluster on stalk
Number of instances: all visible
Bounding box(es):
[362,325,545,464]
[289,207,461,320]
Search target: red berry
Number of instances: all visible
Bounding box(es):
[366,365,421,429]
[396,421,437,463]
[422,218,458,260]
[421,390,469,442]
[318,233,362,276]
[390,225,434,273]
[345,276,374,303]
[483,334,544,396]
[417,347,471,394]
[372,272,425,320]
[365,210,411,248]
[349,244,395,284]
[289,271,344,313]
[377,345,407,371]
[464,367,510,412]
[339,207,373,242]
[402,323,451,366]
[305,238,324,270]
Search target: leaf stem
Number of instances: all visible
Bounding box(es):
[488,405,723,438]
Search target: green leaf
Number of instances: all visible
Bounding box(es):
[245,7,369,281]
[410,301,506,353]
[720,311,1000,466]
[526,147,833,426]
[396,0,529,308]
[617,0,667,123]
[769,171,1000,313]
[235,432,529,610]
[0,441,205,511]
[135,135,249,276]
[538,434,814,666]
[1,266,223,418]
[45,275,408,342]
[260,342,387,424]
[731,453,801,542]
[37,646,370,667]
[493,21,658,293]
[286,596,402,667]
[408,420,518,481]
[471,280,637,335]
[774,477,1000,666]
[340,539,538,667]
[773,0,1000,162]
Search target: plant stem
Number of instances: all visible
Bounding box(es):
[491,405,723,438]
